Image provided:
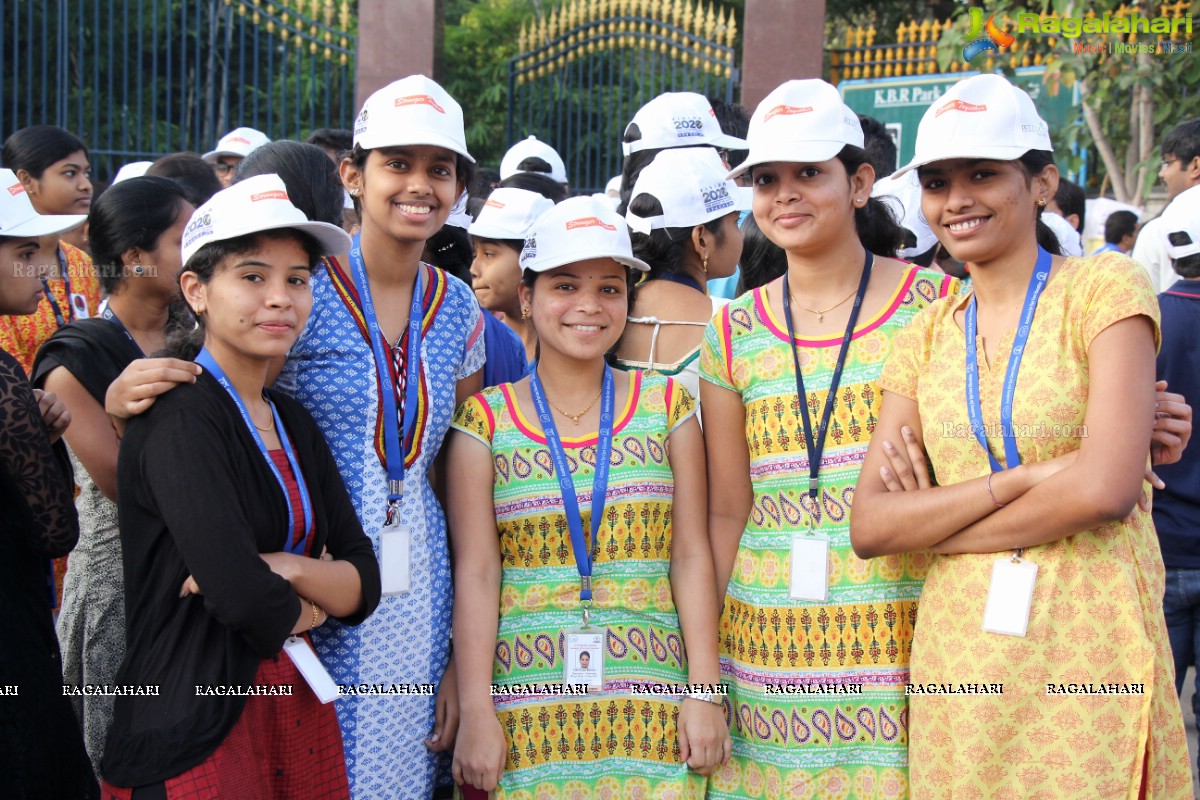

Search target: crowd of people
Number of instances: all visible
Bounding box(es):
[3,66,1200,800]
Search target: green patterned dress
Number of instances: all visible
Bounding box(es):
[698,267,957,800]
[451,370,706,800]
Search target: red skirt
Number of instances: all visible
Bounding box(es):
[102,639,349,800]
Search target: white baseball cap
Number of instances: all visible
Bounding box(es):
[622,92,748,157]
[519,195,649,273]
[0,169,87,237]
[500,136,568,184]
[353,75,474,162]
[729,79,864,180]
[113,161,153,183]
[181,173,352,265]
[468,188,554,240]
[445,190,474,230]
[871,170,938,260]
[626,148,751,235]
[894,74,1052,178]
[202,127,271,163]
[1161,184,1200,260]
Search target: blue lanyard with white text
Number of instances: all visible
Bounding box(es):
[965,246,1052,472]
[195,348,314,554]
[781,251,873,499]
[528,364,614,608]
[349,233,424,512]
[100,305,144,356]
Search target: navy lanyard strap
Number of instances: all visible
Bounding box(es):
[781,250,874,499]
[195,348,314,555]
[528,364,615,603]
[100,305,144,356]
[348,233,424,507]
[653,271,707,295]
[40,277,70,327]
[965,246,1052,472]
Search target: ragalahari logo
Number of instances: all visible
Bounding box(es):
[963,8,1016,62]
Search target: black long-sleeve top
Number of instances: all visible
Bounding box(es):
[101,371,381,786]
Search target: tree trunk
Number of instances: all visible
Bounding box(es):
[1080,79,1132,204]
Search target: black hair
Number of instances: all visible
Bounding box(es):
[422,224,474,285]
[836,144,906,258]
[147,152,222,207]
[1053,177,1086,231]
[1104,210,1139,245]
[88,176,192,294]
[1162,118,1200,163]
[515,156,553,176]
[304,127,353,157]
[736,213,788,294]
[858,114,898,179]
[1016,150,1066,256]
[708,98,751,170]
[162,229,323,360]
[472,235,525,254]
[496,171,568,204]
[617,124,666,214]
[236,140,344,227]
[1174,252,1200,279]
[2,125,88,178]
[626,191,724,284]
[469,167,501,202]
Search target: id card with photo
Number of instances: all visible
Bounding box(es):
[564,629,604,690]
[789,532,830,602]
[283,635,340,703]
[982,556,1038,637]
[69,293,90,320]
[379,522,411,596]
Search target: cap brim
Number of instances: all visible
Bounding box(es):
[184,220,352,265]
[525,250,650,273]
[711,132,749,150]
[355,130,475,163]
[892,143,1032,178]
[202,149,247,163]
[726,140,846,180]
[4,213,87,237]
[467,221,526,240]
[729,186,753,212]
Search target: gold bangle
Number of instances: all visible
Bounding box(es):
[308,598,322,630]
[986,472,1006,509]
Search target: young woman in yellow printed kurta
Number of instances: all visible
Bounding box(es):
[851,73,1192,799]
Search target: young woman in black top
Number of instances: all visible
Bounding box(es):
[99,175,380,799]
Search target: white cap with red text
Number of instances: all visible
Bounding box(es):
[729,79,863,180]
[353,75,474,162]
[202,127,271,163]
[622,92,747,157]
[894,73,1052,177]
[1161,184,1200,261]
[181,173,351,265]
[0,169,87,237]
[626,147,751,234]
[519,195,649,273]
[500,136,568,184]
[468,188,554,241]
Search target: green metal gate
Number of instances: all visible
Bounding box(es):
[508,0,740,194]
[0,0,357,181]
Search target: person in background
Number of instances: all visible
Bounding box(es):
[1045,176,1085,256]
[706,100,753,299]
[1152,184,1200,778]
[32,176,194,779]
[306,128,353,165]
[495,170,568,204]
[498,135,569,191]
[1134,119,1200,292]
[872,168,941,267]
[733,214,787,295]
[237,141,345,231]
[448,196,728,797]
[616,147,748,404]
[466,167,501,219]
[468,186,553,364]
[858,113,898,179]
[111,162,152,184]
[202,126,270,188]
[0,167,98,800]
[146,152,223,207]
[1093,209,1139,255]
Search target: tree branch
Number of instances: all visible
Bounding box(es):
[1080,79,1130,203]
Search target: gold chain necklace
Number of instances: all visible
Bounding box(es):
[544,387,603,425]
[789,285,860,323]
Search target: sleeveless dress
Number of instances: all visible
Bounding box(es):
[275,256,486,800]
[879,253,1192,799]
[699,266,957,800]
[450,371,707,799]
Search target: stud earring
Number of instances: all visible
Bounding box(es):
[521,307,530,320]
[1037,197,1047,208]
[349,188,361,198]
[854,197,865,206]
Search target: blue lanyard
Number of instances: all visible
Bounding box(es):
[195,348,314,555]
[528,364,615,603]
[348,233,424,509]
[965,246,1052,472]
[41,249,77,327]
[100,305,144,356]
[654,271,706,295]
[781,251,873,499]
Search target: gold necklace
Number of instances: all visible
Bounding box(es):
[545,387,603,426]
[789,285,860,323]
[253,402,274,432]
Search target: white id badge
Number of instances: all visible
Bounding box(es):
[379,523,412,596]
[981,557,1038,637]
[283,636,340,703]
[69,293,90,319]
[789,533,830,602]
[564,629,605,690]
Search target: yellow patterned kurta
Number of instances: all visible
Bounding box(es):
[879,253,1191,799]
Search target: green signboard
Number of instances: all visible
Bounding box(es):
[838,67,1079,170]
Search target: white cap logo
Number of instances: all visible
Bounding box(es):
[764,104,813,122]
[935,99,988,117]
[565,216,617,232]
[7,182,24,197]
